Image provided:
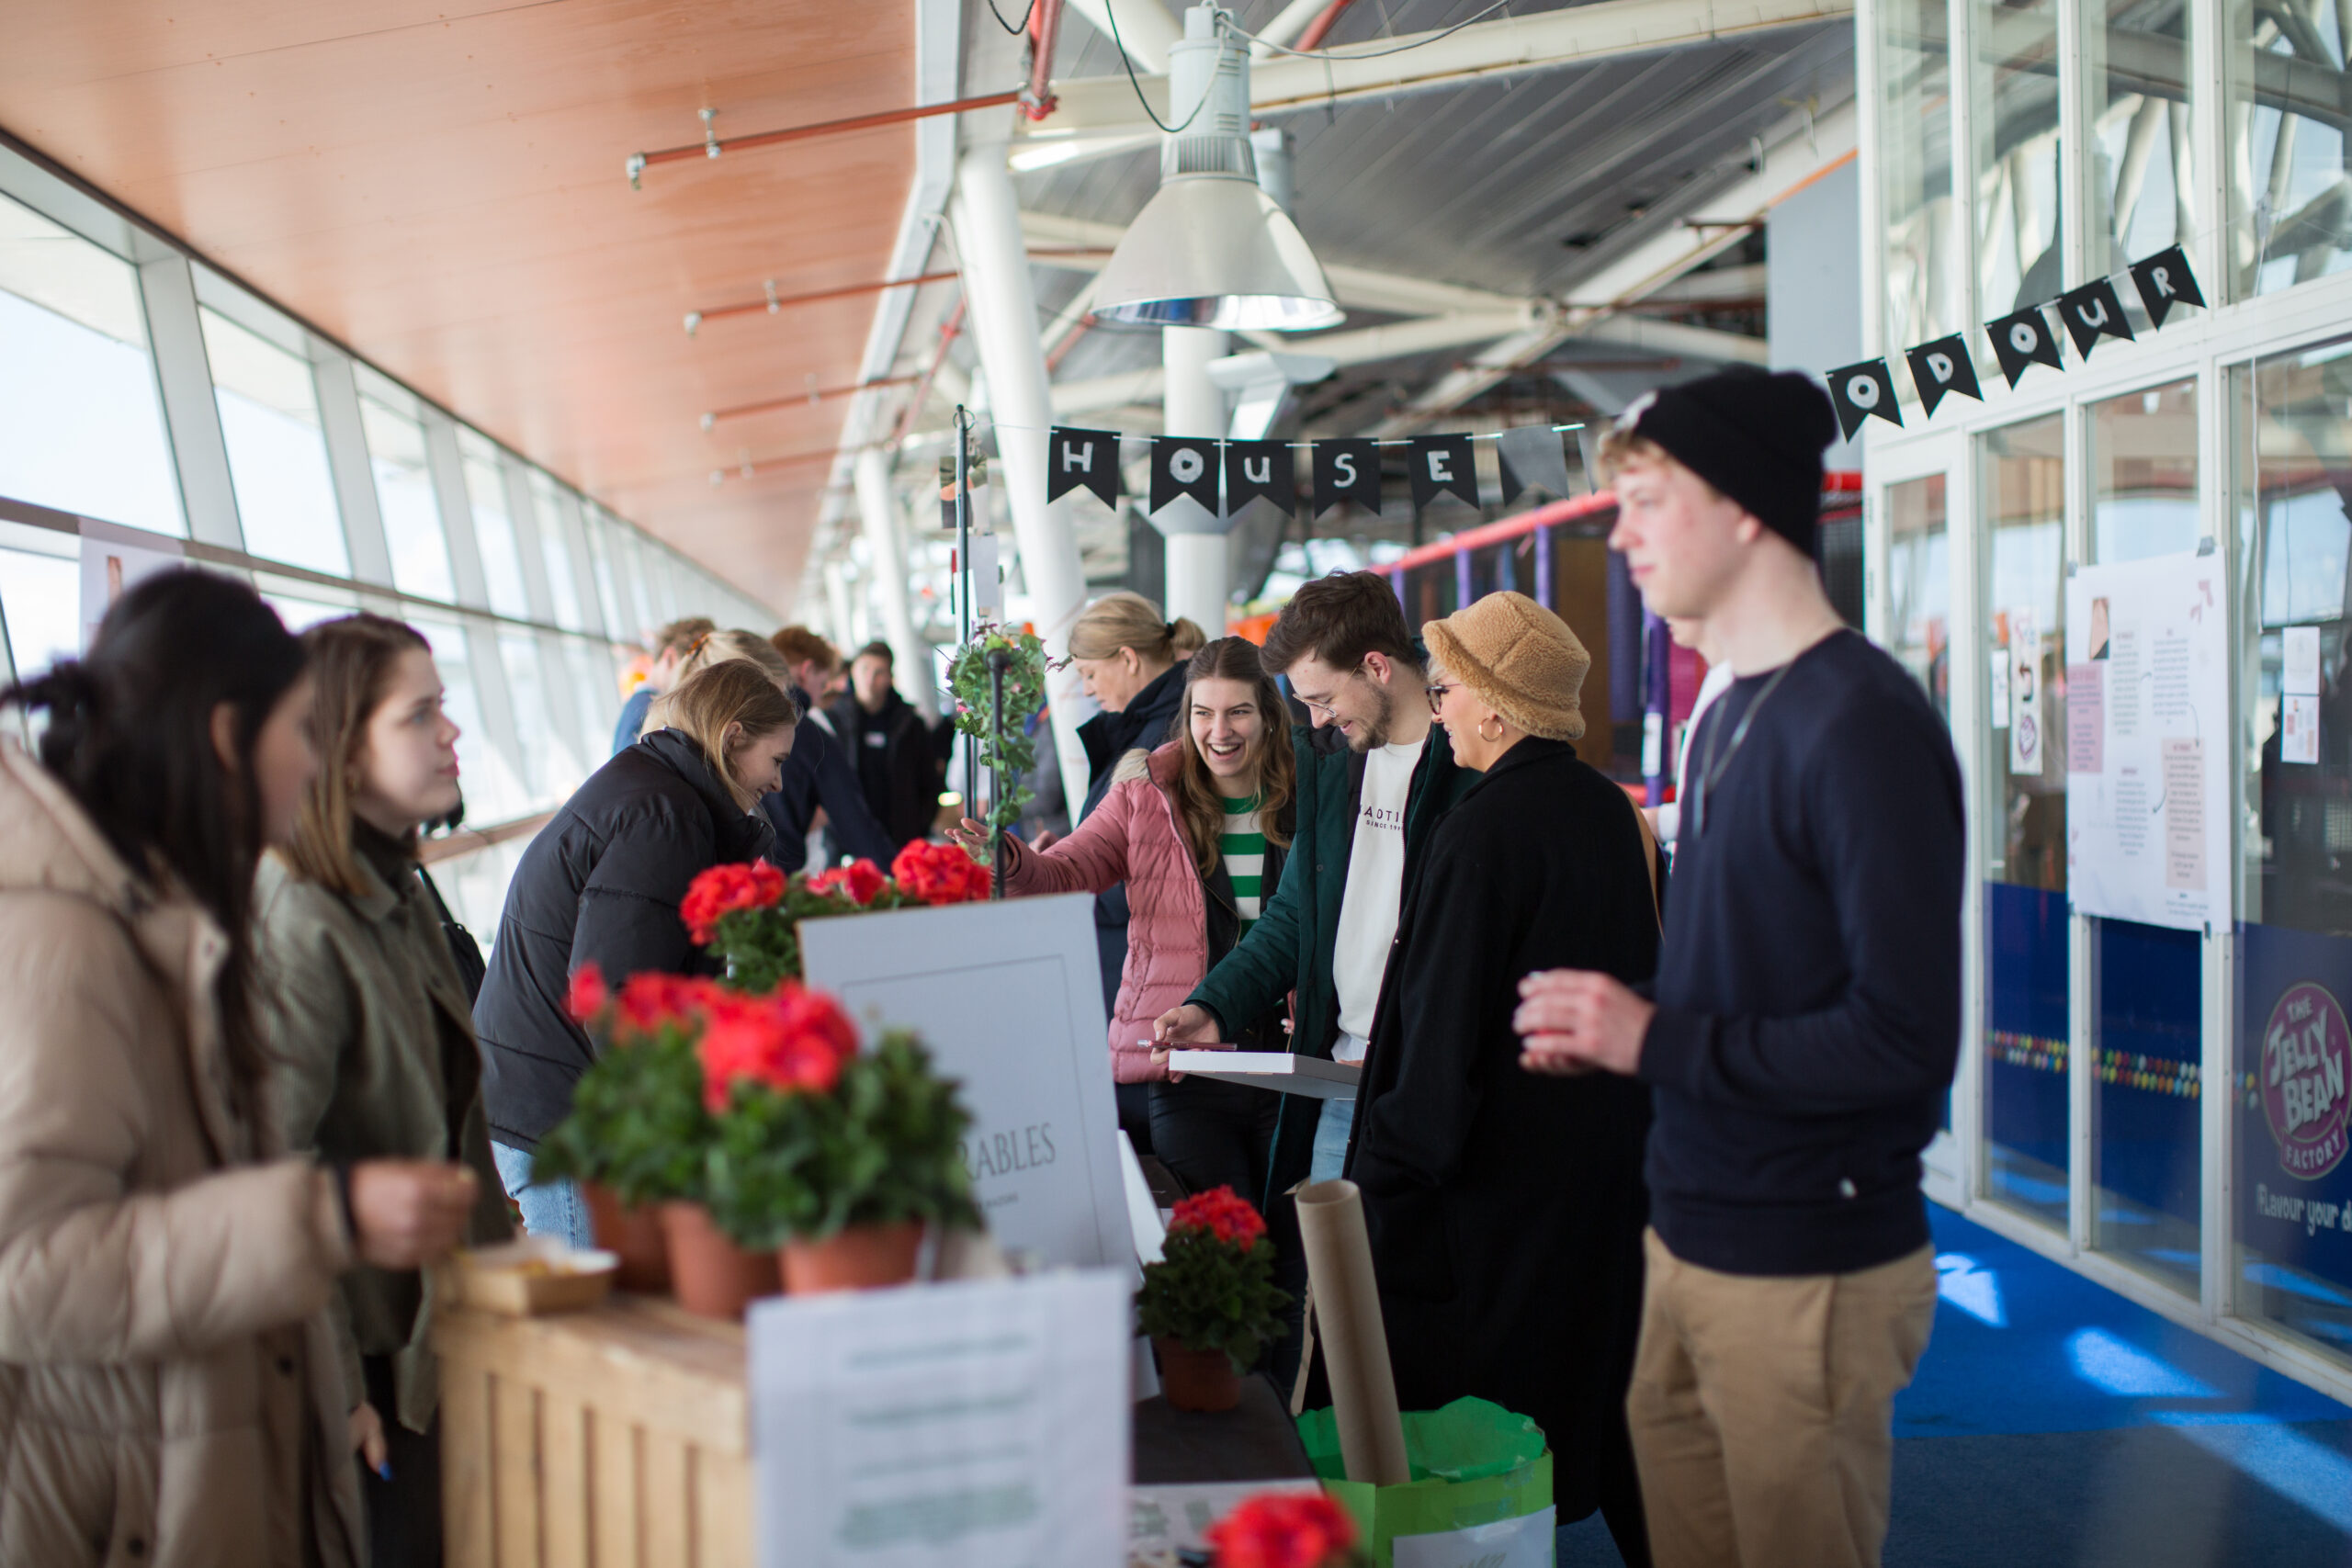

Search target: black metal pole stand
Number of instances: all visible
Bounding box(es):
[954,406,979,822]
[986,647,1011,900]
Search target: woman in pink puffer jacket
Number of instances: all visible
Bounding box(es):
[955,637,1296,1204]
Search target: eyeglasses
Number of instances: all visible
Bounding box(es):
[1424,682,1457,716]
[1294,664,1365,720]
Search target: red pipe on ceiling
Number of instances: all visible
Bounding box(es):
[1023,0,1067,121]
[704,374,921,427]
[636,91,1024,175]
[1295,0,1362,52]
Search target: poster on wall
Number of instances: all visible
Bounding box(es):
[2063,549,2230,932]
[78,522,186,652]
[2236,922,2352,1306]
[2007,608,2042,774]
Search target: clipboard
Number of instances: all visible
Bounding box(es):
[1164,1051,1361,1100]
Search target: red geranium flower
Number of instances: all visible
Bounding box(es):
[1205,1492,1357,1568]
[565,962,608,1023]
[1169,1186,1268,1248]
[680,860,787,944]
[615,972,719,1037]
[889,840,993,907]
[808,857,887,907]
[695,982,861,1111]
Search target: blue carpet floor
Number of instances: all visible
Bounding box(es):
[1556,1203,2352,1565]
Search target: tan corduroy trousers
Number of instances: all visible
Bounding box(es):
[1626,1228,1938,1568]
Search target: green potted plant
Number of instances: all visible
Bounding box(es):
[1136,1187,1292,1412]
[538,968,780,1317]
[704,1013,981,1293]
[944,622,1052,863]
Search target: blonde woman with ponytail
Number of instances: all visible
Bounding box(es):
[1065,593,1208,1149]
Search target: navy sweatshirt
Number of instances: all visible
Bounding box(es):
[1639,630,1963,1277]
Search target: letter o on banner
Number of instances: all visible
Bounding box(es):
[2009,321,2039,354]
[1170,446,1204,483]
[1846,373,1881,410]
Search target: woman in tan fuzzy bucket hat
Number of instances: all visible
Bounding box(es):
[1346,589,1665,1559]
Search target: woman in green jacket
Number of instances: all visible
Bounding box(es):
[253,614,514,1568]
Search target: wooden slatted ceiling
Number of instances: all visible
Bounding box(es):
[0,0,925,611]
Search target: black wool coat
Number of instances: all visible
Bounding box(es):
[1348,737,1657,1519]
[475,728,775,1150]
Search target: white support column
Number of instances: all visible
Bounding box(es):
[950,141,1093,817]
[824,558,859,652]
[854,446,938,719]
[1160,323,1231,635]
[310,347,394,590]
[136,253,243,551]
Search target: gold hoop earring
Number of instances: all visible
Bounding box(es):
[1478,716,1505,742]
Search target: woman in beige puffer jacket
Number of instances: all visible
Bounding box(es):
[0,571,480,1568]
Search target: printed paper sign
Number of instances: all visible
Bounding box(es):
[2285,693,2321,765]
[750,1272,1130,1568]
[799,894,1130,1273]
[2064,553,2230,931]
[2285,625,2323,697]
[2009,609,2043,775]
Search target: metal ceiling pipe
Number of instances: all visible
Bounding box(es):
[1293,0,1361,52]
[949,143,1095,816]
[631,91,1024,183]
[854,446,939,718]
[1023,0,1069,119]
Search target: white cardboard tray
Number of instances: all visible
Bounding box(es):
[1163,1050,1360,1100]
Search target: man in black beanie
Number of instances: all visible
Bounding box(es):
[1512,366,1962,1568]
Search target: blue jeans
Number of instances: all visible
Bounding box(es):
[1309,1097,1356,1185]
[492,1143,593,1249]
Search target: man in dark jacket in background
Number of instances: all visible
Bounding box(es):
[1516,368,1962,1568]
[831,641,945,850]
[762,626,900,870]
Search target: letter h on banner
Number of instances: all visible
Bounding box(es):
[1046,428,1122,508]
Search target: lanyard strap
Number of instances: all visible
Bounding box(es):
[1688,660,1795,841]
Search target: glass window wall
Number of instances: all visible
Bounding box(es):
[458,430,529,621]
[2225,0,2352,297]
[356,372,455,604]
[2234,335,2352,1359]
[582,506,628,638]
[0,524,81,682]
[1878,0,1960,352]
[2086,379,2206,1295]
[1984,413,2072,1228]
[1973,0,2064,312]
[199,308,348,578]
[2085,0,2192,280]
[1888,473,1952,721]
[527,471,585,631]
[0,194,182,535]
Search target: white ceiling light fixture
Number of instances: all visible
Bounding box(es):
[1090,6,1342,332]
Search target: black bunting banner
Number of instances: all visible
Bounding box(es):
[1496,424,1575,505]
[1988,304,2065,388]
[1148,436,1221,517]
[2130,245,2205,328]
[1826,359,1903,441]
[1905,335,1983,418]
[1046,427,1121,507]
[1223,440,1296,515]
[1408,434,1479,510]
[2056,278,2134,359]
[1313,438,1382,517]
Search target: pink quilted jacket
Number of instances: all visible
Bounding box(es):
[999,742,1207,1083]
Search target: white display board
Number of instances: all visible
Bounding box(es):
[2064,549,2230,931]
[798,893,1129,1273]
[749,1271,1131,1568]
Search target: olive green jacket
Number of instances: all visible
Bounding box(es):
[254,845,513,1435]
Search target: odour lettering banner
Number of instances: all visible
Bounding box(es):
[797,892,1130,1274]
[2062,549,2230,932]
[2235,922,2352,1307]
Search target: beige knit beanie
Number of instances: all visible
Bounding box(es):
[1421,591,1590,742]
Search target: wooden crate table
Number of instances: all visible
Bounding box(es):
[437,1295,752,1568]
[438,1298,1317,1567]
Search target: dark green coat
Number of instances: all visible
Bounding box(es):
[1184,718,1471,1210]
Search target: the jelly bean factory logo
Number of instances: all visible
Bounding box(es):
[2262,981,2351,1179]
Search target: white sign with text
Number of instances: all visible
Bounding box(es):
[798,893,1129,1272]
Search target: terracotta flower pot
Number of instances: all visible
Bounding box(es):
[584,1184,670,1294]
[1154,1338,1240,1413]
[779,1221,924,1295]
[658,1202,780,1320]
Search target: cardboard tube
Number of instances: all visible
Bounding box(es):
[1294,1179,1410,1484]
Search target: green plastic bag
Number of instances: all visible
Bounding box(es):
[1296,1398,1555,1567]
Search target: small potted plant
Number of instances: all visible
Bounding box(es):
[1204,1492,1367,1568]
[1136,1187,1291,1412]
[685,842,989,991]
[699,989,981,1293]
[530,965,725,1293]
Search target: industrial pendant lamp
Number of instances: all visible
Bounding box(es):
[1091,6,1343,332]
